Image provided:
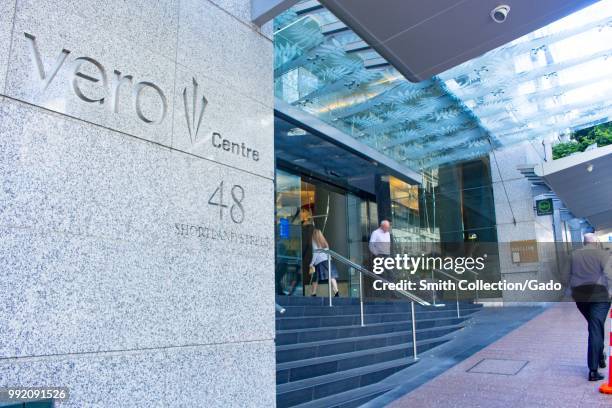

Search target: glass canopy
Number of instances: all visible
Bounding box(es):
[273,0,612,171]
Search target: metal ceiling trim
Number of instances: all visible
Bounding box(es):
[275,98,423,184]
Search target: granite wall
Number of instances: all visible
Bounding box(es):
[0,0,276,406]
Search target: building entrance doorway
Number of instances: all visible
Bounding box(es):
[275,169,377,297]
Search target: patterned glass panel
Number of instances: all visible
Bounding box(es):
[440,0,612,149]
[274,0,612,170]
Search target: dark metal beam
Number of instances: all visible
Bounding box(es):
[344,40,370,53]
[275,98,423,184]
[293,0,324,14]
[321,21,348,35]
[364,57,389,69]
[251,0,300,27]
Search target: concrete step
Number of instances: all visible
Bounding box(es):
[276,323,463,364]
[274,296,482,407]
[277,296,361,307]
[287,381,395,408]
[276,316,467,346]
[276,296,480,308]
[277,358,416,407]
[276,338,448,385]
[277,302,482,317]
[276,308,479,330]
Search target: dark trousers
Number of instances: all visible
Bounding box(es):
[576,301,611,371]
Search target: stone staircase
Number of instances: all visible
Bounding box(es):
[275,296,482,408]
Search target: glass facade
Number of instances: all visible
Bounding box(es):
[273,1,612,170]
[274,130,502,299]
[275,169,304,296]
[274,167,380,297]
[271,0,612,301]
[273,12,486,171]
[435,159,501,298]
[440,1,612,145]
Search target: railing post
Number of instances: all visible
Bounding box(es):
[275,303,286,314]
[328,254,333,307]
[359,269,365,327]
[431,269,436,305]
[411,301,418,360]
[455,287,460,318]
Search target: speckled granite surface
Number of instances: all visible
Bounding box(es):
[2,0,274,178]
[0,0,275,406]
[0,340,275,407]
[0,0,15,93]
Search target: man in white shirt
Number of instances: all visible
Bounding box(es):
[366,220,392,298]
[369,220,391,257]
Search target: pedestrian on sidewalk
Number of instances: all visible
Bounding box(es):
[569,233,611,381]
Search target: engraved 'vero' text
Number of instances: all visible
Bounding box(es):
[25,32,168,124]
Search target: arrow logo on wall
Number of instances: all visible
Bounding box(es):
[182,77,208,143]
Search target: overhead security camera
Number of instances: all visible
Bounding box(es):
[491,5,510,23]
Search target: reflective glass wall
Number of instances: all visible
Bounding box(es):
[275,167,379,297]
[274,1,612,171]
[275,170,303,296]
[435,158,501,298]
[275,161,502,299]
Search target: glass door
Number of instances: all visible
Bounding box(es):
[346,194,378,297]
[275,170,303,295]
[304,180,349,296]
[275,169,378,297]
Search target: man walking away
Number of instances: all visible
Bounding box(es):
[570,233,611,381]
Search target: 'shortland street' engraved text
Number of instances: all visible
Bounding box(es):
[175,223,271,247]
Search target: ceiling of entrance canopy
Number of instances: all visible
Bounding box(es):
[273,0,612,171]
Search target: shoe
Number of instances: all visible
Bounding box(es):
[589,370,604,381]
[601,354,607,369]
[334,291,339,297]
[311,294,316,297]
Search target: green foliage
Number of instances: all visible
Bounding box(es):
[552,141,580,159]
[552,121,612,159]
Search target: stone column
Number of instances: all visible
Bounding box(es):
[0,1,275,406]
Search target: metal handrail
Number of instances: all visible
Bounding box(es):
[462,269,480,303]
[433,268,461,282]
[314,248,429,360]
[464,269,479,277]
[431,269,462,318]
[275,303,286,314]
[315,249,430,305]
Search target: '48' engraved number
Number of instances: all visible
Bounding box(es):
[208,181,245,223]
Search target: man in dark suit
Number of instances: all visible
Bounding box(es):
[569,233,611,381]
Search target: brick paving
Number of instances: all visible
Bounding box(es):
[389,303,612,408]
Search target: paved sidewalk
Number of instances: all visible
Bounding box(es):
[389,303,612,408]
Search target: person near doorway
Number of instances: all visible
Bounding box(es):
[569,233,611,381]
[369,220,392,258]
[309,229,339,297]
[366,220,393,298]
